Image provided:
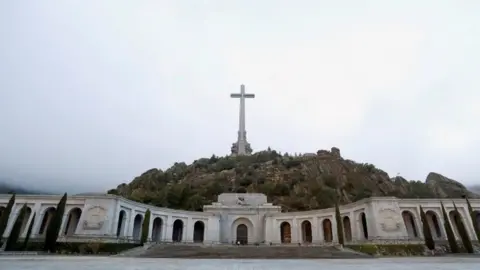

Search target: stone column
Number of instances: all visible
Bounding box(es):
[110,202,120,236]
[292,218,299,244]
[318,218,325,243]
[32,207,46,238]
[185,217,193,243]
[126,210,135,238]
[147,215,154,241]
[58,213,69,238]
[165,215,173,242]
[312,217,319,243]
[331,215,338,243]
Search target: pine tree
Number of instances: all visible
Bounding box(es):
[441,202,458,253]
[419,206,435,250]
[44,193,67,252]
[452,202,473,253]
[141,209,151,245]
[0,193,15,243]
[465,197,480,241]
[5,204,27,251]
[334,202,344,245]
[23,213,35,250]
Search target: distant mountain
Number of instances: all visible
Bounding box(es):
[470,185,480,195]
[0,179,49,194]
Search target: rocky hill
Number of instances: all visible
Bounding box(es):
[108,147,478,212]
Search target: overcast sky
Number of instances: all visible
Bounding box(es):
[1,1,479,193]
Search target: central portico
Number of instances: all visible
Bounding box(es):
[204,193,281,244]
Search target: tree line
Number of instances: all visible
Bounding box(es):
[0,193,67,252]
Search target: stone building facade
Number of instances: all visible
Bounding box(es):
[1,193,479,245]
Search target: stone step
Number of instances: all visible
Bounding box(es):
[137,245,373,259]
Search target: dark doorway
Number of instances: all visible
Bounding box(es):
[193,221,205,243]
[280,222,291,243]
[236,224,248,245]
[360,212,368,239]
[301,220,312,243]
[172,219,184,242]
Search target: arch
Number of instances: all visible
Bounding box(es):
[449,210,463,239]
[359,212,368,240]
[0,206,6,219]
[473,211,480,232]
[236,224,248,244]
[280,221,291,243]
[322,218,333,242]
[18,207,32,236]
[172,219,184,242]
[38,207,56,236]
[231,217,254,245]
[132,214,143,241]
[425,210,442,238]
[63,207,82,236]
[343,216,352,242]
[301,220,312,243]
[151,217,163,242]
[116,210,126,237]
[193,221,205,243]
[402,210,419,238]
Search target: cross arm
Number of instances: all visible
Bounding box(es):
[230,94,255,98]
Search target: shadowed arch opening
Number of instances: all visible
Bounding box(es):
[360,212,368,240]
[132,214,143,241]
[343,216,352,242]
[474,211,480,232]
[425,210,442,238]
[151,217,163,242]
[0,206,6,219]
[449,210,463,239]
[301,220,312,243]
[38,207,56,236]
[116,210,126,237]
[64,207,82,236]
[280,221,291,243]
[402,210,419,238]
[236,224,248,244]
[193,221,205,243]
[322,218,333,242]
[172,219,184,242]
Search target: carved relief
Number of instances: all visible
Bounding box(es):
[83,206,107,230]
[236,197,249,206]
[378,208,401,232]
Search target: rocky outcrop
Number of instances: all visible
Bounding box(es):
[426,172,477,199]
[109,147,479,212]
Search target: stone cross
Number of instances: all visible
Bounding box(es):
[230,84,255,155]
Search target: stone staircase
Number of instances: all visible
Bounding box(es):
[135,244,373,259]
[113,243,154,257]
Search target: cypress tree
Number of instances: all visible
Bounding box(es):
[441,202,458,253]
[419,206,435,250]
[141,209,151,245]
[23,213,35,250]
[452,202,473,253]
[44,193,67,252]
[0,193,16,243]
[465,197,480,241]
[5,204,27,251]
[334,202,344,245]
